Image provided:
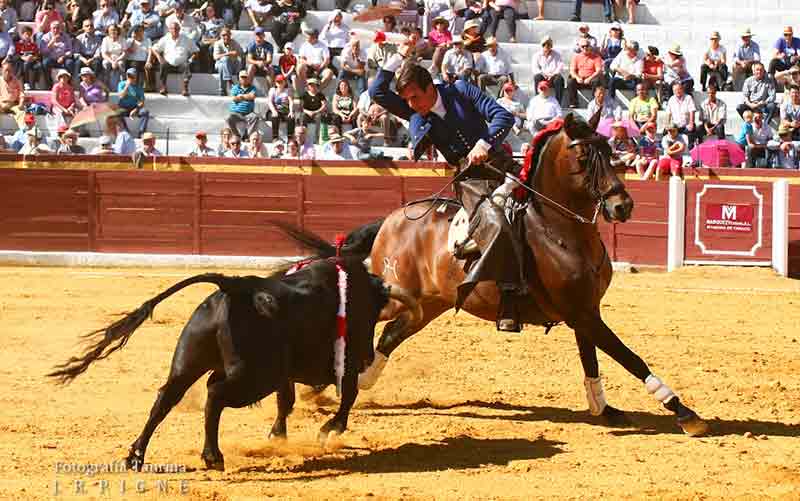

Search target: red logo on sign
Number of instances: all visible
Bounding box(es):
[705,203,754,232]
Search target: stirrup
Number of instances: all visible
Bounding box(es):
[497,288,522,333]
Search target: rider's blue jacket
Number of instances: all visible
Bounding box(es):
[369,55,514,164]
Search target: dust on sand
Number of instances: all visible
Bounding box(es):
[1,266,799,500]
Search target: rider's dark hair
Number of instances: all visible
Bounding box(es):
[396,60,433,94]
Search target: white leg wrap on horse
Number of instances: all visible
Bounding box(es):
[644,374,676,404]
[358,352,388,390]
[584,376,608,416]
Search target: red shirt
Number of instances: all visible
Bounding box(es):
[52,82,75,109]
[15,40,39,58]
[643,58,664,78]
[279,54,296,74]
[571,52,603,79]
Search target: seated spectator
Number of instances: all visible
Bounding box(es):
[732,28,760,88]
[189,131,214,156]
[294,126,316,159]
[635,121,660,180]
[497,82,526,135]
[105,115,135,154]
[224,134,250,158]
[91,134,114,154]
[13,26,43,89]
[154,0,180,19]
[657,123,687,180]
[124,0,162,42]
[126,25,151,88]
[737,110,772,167]
[769,26,800,78]
[775,64,800,92]
[696,84,727,143]
[628,83,657,130]
[19,0,34,22]
[0,61,24,115]
[356,81,395,146]
[246,130,269,158]
[320,9,348,59]
[368,31,397,73]
[195,4,224,72]
[768,124,799,168]
[441,36,475,84]
[573,23,598,53]
[92,0,118,36]
[319,132,354,160]
[278,42,297,90]
[213,27,242,96]
[298,29,334,89]
[245,27,273,86]
[609,39,643,95]
[0,0,17,38]
[781,85,800,139]
[736,62,777,125]
[56,129,85,154]
[117,67,149,138]
[526,80,562,133]
[101,24,126,87]
[532,36,564,105]
[148,20,198,96]
[35,1,62,41]
[567,41,604,108]
[51,69,79,127]
[78,67,108,106]
[284,137,300,159]
[382,15,398,34]
[165,3,201,46]
[476,37,513,97]
[301,77,330,142]
[40,21,75,88]
[73,18,101,79]
[600,23,624,74]
[266,74,294,141]
[608,120,637,168]
[226,70,260,140]
[269,0,305,51]
[459,18,484,55]
[734,109,753,149]
[339,37,367,96]
[137,131,161,156]
[9,112,36,151]
[700,31,729,91]
[663,45,694,100]
[216,127,233,156]
[245,0,271,29]
[642,46,664,104]
[20,127,51,154]
[666,81,696,146]
[487,0,517,43]
[586,85,618,120]
[269,140,284,158]
[330,79,357,132]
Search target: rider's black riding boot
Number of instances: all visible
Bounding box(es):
[497,283,523,333]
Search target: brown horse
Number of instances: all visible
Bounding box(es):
[349,112,708,436]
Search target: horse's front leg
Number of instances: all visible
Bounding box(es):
[574,331,632,427]
[573,314,709,436]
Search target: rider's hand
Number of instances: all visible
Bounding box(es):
[466,140,490,166]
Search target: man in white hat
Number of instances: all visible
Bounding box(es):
[732,28,760,88]
[476,37,513,96]
[533,35,564,104]
[700,31,729,92]
[663,44,694,100]
[137,131,162,156]
[441,36,474,84]
[19,127,51,155]
[318,132,355,160]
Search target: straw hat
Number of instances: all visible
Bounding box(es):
[668,44,683,56]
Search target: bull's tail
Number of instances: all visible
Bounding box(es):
[274,219,384,261]
[47,273,241,385]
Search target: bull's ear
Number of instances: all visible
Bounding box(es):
[587,107,602,131]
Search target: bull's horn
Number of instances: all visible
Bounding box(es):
[386,286,422,326]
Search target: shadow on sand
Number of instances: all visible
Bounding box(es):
[355,398,800,438]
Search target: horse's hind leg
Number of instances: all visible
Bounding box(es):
[574,332,632,426]
[575,315,709,436]
[359,301,449,390]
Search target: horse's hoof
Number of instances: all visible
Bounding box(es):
[201,452,225,471]
[300,384,329,401]
[600,405,633,427]
[268,431,288,442]
[358,352,388,390]
[678,412,710,437]
[125,449,145,472]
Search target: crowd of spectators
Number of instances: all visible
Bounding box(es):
[0,0,799,168]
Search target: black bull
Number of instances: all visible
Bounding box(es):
[48,234,421,471]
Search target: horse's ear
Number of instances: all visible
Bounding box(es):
[563,112,584,139]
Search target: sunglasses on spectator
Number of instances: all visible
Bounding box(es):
[230,141,240,146]
[580,44,589,49]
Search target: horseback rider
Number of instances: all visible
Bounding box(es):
[369,43,528,332]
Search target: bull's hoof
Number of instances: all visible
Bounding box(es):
[600,405,633,427]
[678,411,710,437]
[268,430,288,442]
[125,449,145,472]
[201,451,225,471]
[318,429,341,448]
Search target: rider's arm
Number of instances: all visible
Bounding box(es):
[368,53,415,122]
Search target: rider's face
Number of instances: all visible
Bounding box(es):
[398,81,437,116]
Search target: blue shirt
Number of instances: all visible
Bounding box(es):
[117,80,145,109]
[246,40,273,62]
[229,84,256,114]
[736,121,754,146]
[113,130,136,154]
[130,10,162,40]
[774,36,800,58]
[0,32,12,59]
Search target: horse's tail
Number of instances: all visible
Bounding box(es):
[273,219,384,261]
[47,273,241,385]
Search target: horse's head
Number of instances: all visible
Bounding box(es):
[552,111,634,223]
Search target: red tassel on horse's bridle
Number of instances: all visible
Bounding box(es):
[334,234,346,258]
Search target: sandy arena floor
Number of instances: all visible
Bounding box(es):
[1,265,799,500]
